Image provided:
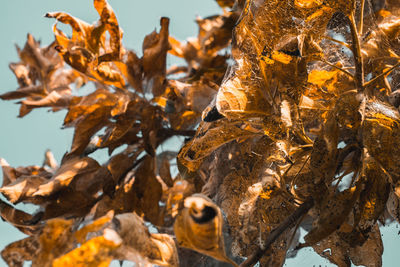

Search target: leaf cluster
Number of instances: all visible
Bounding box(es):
[1,0,400,266]
[179,0,400,266]
[0,0,236,266]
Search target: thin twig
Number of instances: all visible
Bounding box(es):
[319,59,355,79]
[358,0,366,34]
[159,128,196,137]
[363,61,400,87]
[348,12,364,91]
[167,65,188,76]
[333,171,350,192]
[115,128,196,186]
[287,212,307,251]
[335,143,358,174]
[117,155,146,185]
[324,35,352,50]
[291,154,311,191]
[239,198,314,267]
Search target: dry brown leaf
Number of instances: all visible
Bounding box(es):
[111,212,179,266]
[0,85,44,101]
[52,235,120,267]
[387,190,400,223]
[115,50,143,92]
[167,11,233,84]
[20,87,72,109]
[158,156,174,188]
[307,69,339,87]
[99,99,139,151]
[0,159,53,188]
[1,237,38,267]
[92,183,136,219]
[303,186,359,246]
[150,234,179,267]
[17,34,59,78]
[42,190,97,219]
[142,17,170,96]
[73,166,112,197]
[0,199,38,235]
[33,218,75,267]
[178,119,262,172]
[215,0,235,9]
[64,89,116,125]
[325,0,355,15]
[93,0,122,62]
[8,62,32,88]
[0,159,18,187]
[63,88,120,156]
[75,211,114,243]
[196,12,237,54]
[363,100,400,183]
[46,0,125,88]
[0,35,80,117]
[354,155,390,233]
[33,156,99,197]
[106,153,137,183]
[174,194,237,266]
[310,113,339,185]
[0,175,48,204]
[312,231,351,267]
[348,224,383,267]
[214,1,320,120]
[132,156,163,225]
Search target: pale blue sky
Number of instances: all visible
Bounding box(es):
[0,1,398,266]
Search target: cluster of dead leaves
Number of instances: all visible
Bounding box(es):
[177,0,400,266]
[0,0,238,266]
[2,0,400,266]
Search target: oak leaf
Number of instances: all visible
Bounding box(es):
[174,194,237,266]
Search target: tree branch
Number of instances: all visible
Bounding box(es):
[239,198,314,267]
[348,12,364,91]
[319,59,355,79]
[167,65,188,76]
[324,35,352,50]
[159,128,196,138]
[358,0,366,34]
[115,128,196,186]
[117,154,146,185]
[363,61,400,87]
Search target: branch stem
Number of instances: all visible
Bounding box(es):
[358,0,366,34]
[324,35,352,50]
[320,59,355,79]
[239,198,314,267]
[363,61,400,87]
[348,12,364,91]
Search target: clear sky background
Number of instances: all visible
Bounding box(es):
[0,1,398,266]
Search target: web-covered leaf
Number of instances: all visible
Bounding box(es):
[3,0,400,266]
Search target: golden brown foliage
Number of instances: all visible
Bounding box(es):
[1,0,400,266]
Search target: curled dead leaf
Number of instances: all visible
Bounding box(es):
[33,156,100,197]
[174,194,238,266]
